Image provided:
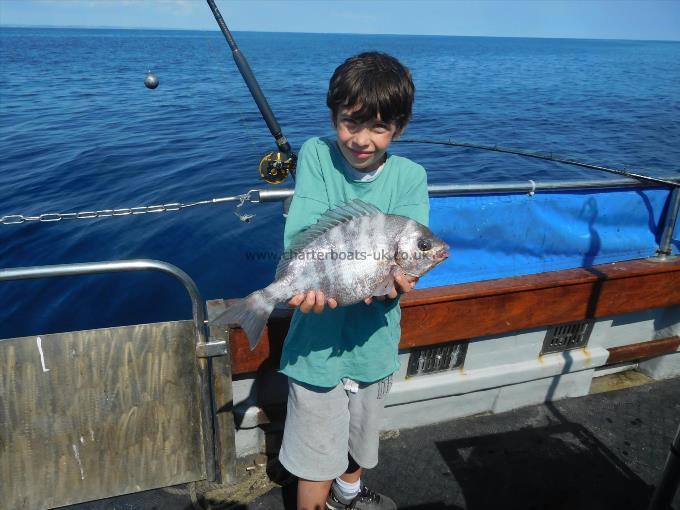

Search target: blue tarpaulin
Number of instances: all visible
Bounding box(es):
[419,187,679,288]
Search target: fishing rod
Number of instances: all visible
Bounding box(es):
[398,138,679,188]
[207,0,674,189]
[206,0,296,184]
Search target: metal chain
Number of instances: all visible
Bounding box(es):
[1,189,260,226]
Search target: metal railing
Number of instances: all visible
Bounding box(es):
[258,176,680,260]
[0,259,225,482]
[257,175,680,202]
[658,188,680,259]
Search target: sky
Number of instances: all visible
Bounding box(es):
[0,0,679,41]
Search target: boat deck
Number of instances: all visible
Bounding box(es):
[66,373,680,510]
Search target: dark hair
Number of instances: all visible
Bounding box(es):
[327,52,415,131]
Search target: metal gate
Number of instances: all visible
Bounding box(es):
[0,260,235,510]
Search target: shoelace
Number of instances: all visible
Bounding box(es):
[347,486,381,509]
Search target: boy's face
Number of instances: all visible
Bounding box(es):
[333,107,402,172]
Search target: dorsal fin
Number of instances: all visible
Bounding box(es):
[275,199,382,279]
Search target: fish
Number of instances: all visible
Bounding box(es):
[211,199,449,349]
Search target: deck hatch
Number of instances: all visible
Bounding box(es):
[407,341,468,376]
[541,320,594,354]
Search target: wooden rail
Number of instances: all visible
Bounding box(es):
[207,258,680,376]
[606,336,680,365]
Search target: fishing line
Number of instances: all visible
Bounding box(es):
[397,138,679,188]
[141,29,159,89]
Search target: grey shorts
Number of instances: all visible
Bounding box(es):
[278,374,393,481]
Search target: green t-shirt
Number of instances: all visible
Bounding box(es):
[279,136,429,387]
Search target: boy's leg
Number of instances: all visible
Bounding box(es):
[339,455,362,483]
[297,479,333,510]
[347,374,393,470]
[326,374,396,509]
[279,378,351,508]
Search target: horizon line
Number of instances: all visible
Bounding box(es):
[1,23,679,44]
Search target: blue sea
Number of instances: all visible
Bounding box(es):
[1,27,679,339]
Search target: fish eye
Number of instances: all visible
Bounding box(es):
[417,238,432,251]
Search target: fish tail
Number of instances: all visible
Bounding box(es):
[210,289,275,350]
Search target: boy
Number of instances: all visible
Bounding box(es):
[278,52,429,510]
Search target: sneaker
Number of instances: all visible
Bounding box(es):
[326,484,397,510]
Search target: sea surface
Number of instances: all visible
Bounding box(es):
[1,27,679,338]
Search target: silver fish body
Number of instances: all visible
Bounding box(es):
[211,199,449,349]
[273,210,405,305]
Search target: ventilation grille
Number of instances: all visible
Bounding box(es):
[541,321,593,354]
[407,342,468,377]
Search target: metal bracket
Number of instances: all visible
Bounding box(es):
[196,338,228,358]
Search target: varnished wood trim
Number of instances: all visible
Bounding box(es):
[224,258,680,375]
[400,259,680,307]
[227,315,289,376]
[399,259,680,349]
[606,336,680,365]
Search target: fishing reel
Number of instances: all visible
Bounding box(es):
[259,151,297,184]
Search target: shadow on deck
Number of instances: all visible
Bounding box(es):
[247,375,679,510]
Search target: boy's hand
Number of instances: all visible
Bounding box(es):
[288,290,338,314]
[363,272,418,305]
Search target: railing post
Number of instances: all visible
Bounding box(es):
[208,323,238,484]
[656,187,680,260]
